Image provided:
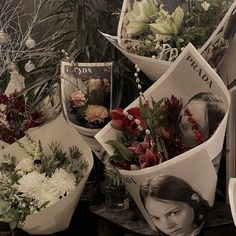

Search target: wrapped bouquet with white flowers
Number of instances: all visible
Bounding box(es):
[102,0,236,80]
[0,115,93,234]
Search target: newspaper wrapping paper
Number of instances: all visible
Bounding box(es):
[108,0,236,81]
[0,115,94,235]
[95,43,230,231]
[229,178,236,227]
[60,61,107,152]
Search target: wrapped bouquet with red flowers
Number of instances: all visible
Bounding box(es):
[107,95,191,170]
[0,91,45,144]
[95,44,230,233]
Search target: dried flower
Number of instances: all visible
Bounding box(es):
[84,105,109,124]
[71,91,87,107]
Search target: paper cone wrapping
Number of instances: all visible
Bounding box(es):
[120,150,217,231]
[105,0,236,81]
[0,115,94,235]
[95,43,230,231]
[229,178,236,227]
[0,140,8,150]
[60,61,112,151]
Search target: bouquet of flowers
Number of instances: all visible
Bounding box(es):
[119,0,232,58]
[104,0,236,80]
[61,59,113,151]
[95,43,230,231]
[0,115,93,234]
[0,91,45,144]
[69,76,110,129]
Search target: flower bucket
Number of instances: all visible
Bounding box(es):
[106,0,236,81]
[95,43,230,231]
[0,115,94,235]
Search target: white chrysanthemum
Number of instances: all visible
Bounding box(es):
[16,171,46,195]
[48,168,76,194]
[15,157,34,173]
[33,181,60,207]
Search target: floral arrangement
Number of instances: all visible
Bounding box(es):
[107,95,186,170]
[0,92,45,144]
[120,0,233,60]
[105,65,225,171]
[0,134,88,229]
[69,76,111,129]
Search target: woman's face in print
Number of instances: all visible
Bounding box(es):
[179,101,209,148]
[145,197,195,236]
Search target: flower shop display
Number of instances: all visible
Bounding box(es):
[95,43,230,231]
[60,59,113,151]
[0,115,93,234]
[102,0,236,81]
[0,91,45,145]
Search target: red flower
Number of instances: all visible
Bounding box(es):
[139,149,162,169]
[110,107,146,135]
[128,140,162,169]
[110,108,124,130]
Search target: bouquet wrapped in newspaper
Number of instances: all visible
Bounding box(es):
[60,59,113,152]
[105,0,236,81]
[95,43,230,233]
[0,115,93,234]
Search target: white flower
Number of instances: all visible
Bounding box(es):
[34,181,60,207]
[33,169,76,207]
[201,2,210,11]
[16,171,46,195]
[149,6,184,36]
[48,168,76,194]
[125,0,158,35]
[15,157,34,173]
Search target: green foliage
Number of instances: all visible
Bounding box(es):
[106,140,136,164]
[20,0,152,110]
[104,167,123,187]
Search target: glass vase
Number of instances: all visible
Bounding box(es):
[105,184,129,212]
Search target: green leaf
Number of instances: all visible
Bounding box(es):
[106,140,135,163]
